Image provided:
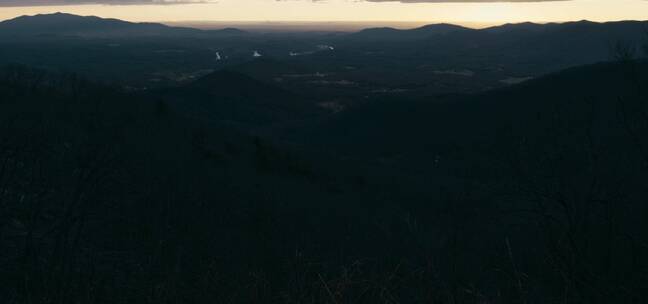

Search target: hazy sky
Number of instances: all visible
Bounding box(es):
[0,0,647,24]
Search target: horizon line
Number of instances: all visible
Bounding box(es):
[2,12,648,31]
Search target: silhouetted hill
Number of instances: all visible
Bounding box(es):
[188,70,294,100]
[0,12,245,37]
[483,21,547,33]
[349,23,471,40]
[217,27,248,35]
[159,70,321,127]
[346,20,648,41]
[483,19,648,36]
[411,23,472,34]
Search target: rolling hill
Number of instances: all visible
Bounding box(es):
[347,23,471,41]
[158,69,322,127]
[0,12,246,37]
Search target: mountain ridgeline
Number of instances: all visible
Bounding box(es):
[0,13,648,304]
[0,12,247,37]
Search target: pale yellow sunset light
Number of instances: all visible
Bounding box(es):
[0,0,646,25]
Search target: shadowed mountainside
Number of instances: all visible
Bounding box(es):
[1,59,646,303]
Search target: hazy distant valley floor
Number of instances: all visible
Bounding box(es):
[1,13,648,304]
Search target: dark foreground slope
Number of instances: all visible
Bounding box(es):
[1,62,647,303]
[0,66,343,303]
[289,60,648,301]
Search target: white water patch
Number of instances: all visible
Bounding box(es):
[289,51,315,56]
[500,77,533,85]
[317,44,335,51]
[215,52,222,60]
[289,45,334,57]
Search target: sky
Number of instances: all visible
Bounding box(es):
[0,0,647,25]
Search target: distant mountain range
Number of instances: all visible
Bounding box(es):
[346,19,648,41]
[2,13,646,40]
[348,23,471,40]
[1,13,646,100]
[0,12,247,37]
